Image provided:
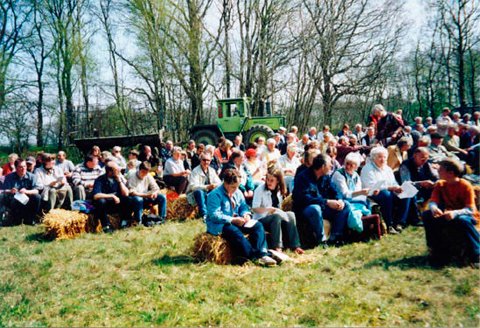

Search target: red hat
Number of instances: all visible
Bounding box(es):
[245,148,257,157]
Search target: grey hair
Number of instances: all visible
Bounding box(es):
[344,152,362,167]
[373,104,385,113]
[370,146,388,159]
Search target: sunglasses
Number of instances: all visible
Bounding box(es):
[202,159,211,162]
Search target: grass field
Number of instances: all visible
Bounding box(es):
[0,220,478,327]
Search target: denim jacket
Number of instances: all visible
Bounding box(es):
[292,167,343,214]
[206,184,251,235]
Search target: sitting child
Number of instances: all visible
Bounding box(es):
[423,158,479,266]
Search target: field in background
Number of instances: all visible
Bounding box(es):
[0,221,478,327]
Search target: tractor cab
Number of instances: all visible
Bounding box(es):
[216,98,251,133]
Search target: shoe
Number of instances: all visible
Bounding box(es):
[121,220,128,228]
[394,224,403,232]
[258,256,277,267]
[103,225,113,233]
[293,247,305,255]
[269,249,291,264]
[388,226,399,235]
[145,221,156,227]
[202,215,207,223]
[411,221,424,227]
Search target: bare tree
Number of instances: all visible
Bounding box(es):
[435,0,479,110]
[300,0,405,125]
[0,1,32,111]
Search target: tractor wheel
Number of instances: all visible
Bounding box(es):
[192,129,219,146]
[245,124,275,144]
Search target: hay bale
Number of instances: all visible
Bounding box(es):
[43,209,102,240]
[166,194,199,221]
[191,232,233,264]
[281,194,293,212]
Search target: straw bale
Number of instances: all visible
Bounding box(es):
[166,194,199,221]
[42,209,101,240]
[281,194,293,212]
[191,232,233,264]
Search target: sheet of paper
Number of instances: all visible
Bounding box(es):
[396,181,418,199]
[56,176,64,182]
[243,219,258,228]
[14,192,29,205]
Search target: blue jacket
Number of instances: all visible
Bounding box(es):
[206,184,251,235]
[292,167,343,214]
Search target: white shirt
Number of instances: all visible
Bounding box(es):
[35,166,67,190]
[360,161,399,190]
[164,158,185,176]
[252,182,284,220]
[331,169,366,202]
[127,172,159,194]
[276,154,301,177]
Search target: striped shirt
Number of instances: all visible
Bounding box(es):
[72,163,104,187]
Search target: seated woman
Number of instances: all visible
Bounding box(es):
[332,152,379,205]
[325,146,341,176]
[35,153,73,212]
[163,146,190,194]
[252,167,304,254]
[360,146,411,234]
[206,169,277,266]
[220,150,254,200]
[214,138,233,165]
[332,152,379,232]
[423,159,479,266]
[387,137,412,171]
[243,148,264,188]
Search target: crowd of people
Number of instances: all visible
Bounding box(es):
[0,104,478,267]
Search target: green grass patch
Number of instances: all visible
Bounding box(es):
[0,222,478,326]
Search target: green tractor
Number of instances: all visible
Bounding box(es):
[190,97,285,145]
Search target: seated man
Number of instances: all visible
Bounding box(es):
[163,146,190,194]
[423,159,479,266]
[36,153,73,212]
[72,154,104,200]
[293,153,353,246]
[428,133,460,164]
[399,147,438,202]
[92,162,132,232]
[186,153,221,221]
[55,151,75,180]
[1,158,41,225]
[206,169,277,266]
[127,161,166,225]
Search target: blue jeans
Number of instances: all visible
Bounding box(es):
[369,190,410,226]
[423,210,480,263]
[302,203,351,244]
[221,222,270,262]
[193,190,208,216]
[132,194,167,222]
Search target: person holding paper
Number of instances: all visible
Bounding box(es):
[127,161,166,225]
[399,147,438,203]
[1,158,41,225]
[252,167,304,255]
[206,169,277,266]
[361,147,411,234]
[423,159,479,267]
[35,153,73,212]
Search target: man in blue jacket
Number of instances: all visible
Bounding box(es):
[293,153,352,246]
[206,169,277,266]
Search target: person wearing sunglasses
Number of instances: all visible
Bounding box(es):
[186,153,221,221]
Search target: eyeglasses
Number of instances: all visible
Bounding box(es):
[202,159,211,162]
